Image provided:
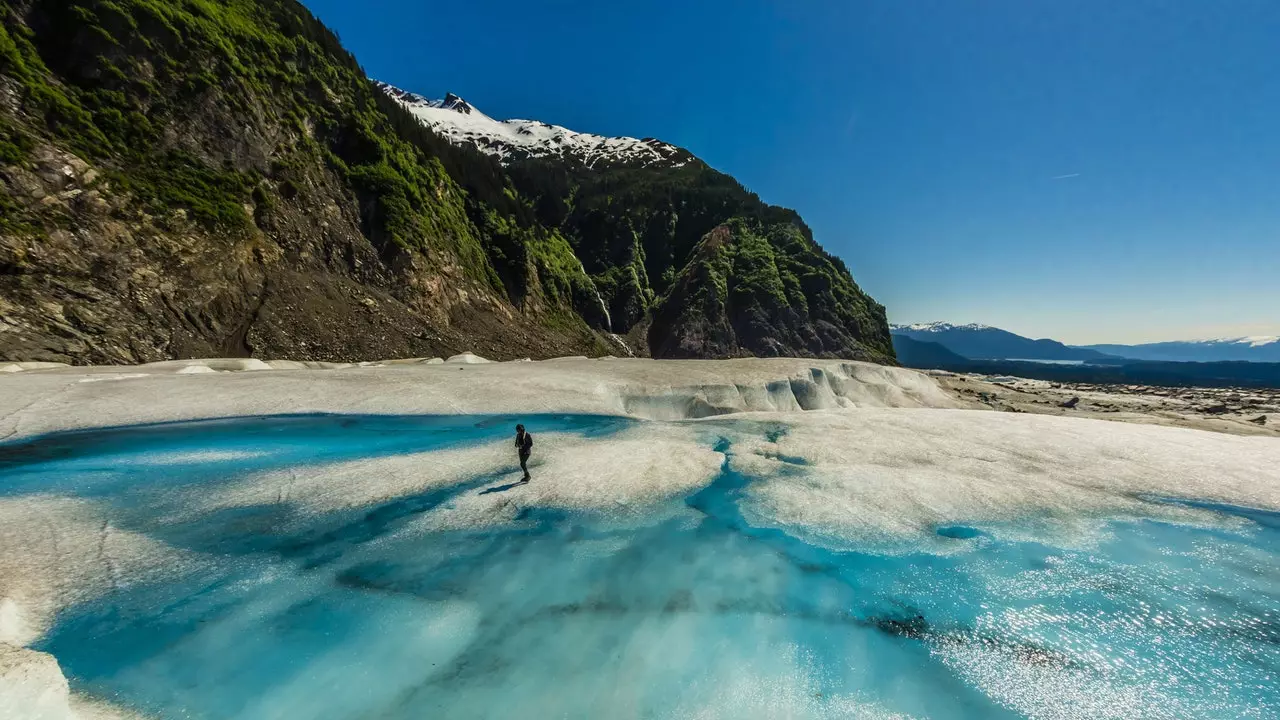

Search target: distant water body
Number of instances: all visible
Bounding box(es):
[2,415,1276,718]
[993,358,1089,366]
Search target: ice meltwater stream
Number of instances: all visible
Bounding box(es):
[1,414,1276,719]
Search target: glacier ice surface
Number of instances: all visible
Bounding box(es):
[0,410,1275,719]
[0,359,1277,718]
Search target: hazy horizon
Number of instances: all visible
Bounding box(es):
[301,0,1279,345]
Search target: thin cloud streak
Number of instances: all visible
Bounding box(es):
[843,110,860,137]
[1051,173,1081,180]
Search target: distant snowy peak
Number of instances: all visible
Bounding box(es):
[1074,334,1280,363]
[891,322,994,333]
[1205,335,1279,348]
[376,81,695,169]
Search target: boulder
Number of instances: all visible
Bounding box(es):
[1059,396,1080,409]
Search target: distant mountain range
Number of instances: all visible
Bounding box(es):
[892,322,1280,364]
[889,323,1115,362]
[1078,337,1280,363]
[890,322,1280,389]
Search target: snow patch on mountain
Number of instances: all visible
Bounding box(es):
[891,322,995,333]
[1202,336,1280,348]
[377,82,692,169]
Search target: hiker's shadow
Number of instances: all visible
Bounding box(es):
[479,480,527,496]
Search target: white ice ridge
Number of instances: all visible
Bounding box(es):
[0,358,957,440]
[193,441,514,517]
[188,424,725,530]
[0,645,144,720]
[0,497,189,719]
[413,426,725,532]
[0,497,191,648]
[728,410,1280,551]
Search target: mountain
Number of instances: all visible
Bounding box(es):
[890,322,1115,362]
[891,334,969,368]
[1079,337,1280,363]
[0,0,893,365]
[377,82,894,361]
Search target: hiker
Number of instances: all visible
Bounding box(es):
[514,424,533,481]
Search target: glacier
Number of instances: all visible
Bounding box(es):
[1,358,1278,719]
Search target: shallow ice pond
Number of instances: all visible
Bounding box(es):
[1,414,1277,719]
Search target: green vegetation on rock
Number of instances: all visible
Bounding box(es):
[647,218,894,361]
[498,149,894,360]
[2,0,492,263]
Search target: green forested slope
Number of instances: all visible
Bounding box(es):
[495,149,893,361]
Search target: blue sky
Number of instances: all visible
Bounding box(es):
[300,0,1280,344]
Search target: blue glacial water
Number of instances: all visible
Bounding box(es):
[2,414,1278,719]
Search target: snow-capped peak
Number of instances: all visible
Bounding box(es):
[891,322,994,333]
[375,81,694,169]
[434,92,474,114]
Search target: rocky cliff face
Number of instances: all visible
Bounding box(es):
[0,0,893,365]
[0,0,616,363]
